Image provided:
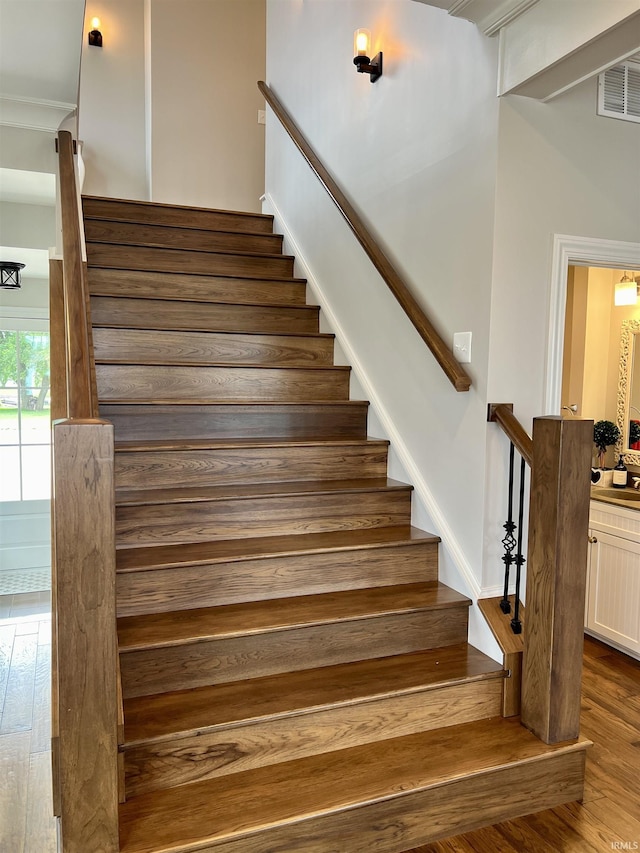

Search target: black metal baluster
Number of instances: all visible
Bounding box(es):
[500,442,517,615]
[511,456,527,634]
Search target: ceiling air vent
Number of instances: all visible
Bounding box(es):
[598,61,640,124]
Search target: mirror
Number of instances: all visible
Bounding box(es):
[617,319,640,463]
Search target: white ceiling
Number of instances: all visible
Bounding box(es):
[0,0,85,106]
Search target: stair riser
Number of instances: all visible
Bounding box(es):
[93,328,334,367]
[85,219,283,255]
[177,751,585,853]
[114,444,387,491]
[82,198,274,233]
[116,542,438,617]
[100,403,369,442]
[120,606,470,698]
[88,268,307,305]
[90,297,319,335]
[124,679,502,797]
[87,243,294,279]
[115,490,412,547]
[96,364,351,403]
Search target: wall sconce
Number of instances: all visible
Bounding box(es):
[353,29,382,83]
[0,262,25,290]
[88,17,103,47]
[614,271,638,306]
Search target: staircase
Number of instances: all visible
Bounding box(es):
[82,195,587,853]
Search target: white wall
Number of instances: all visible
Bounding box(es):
[149,0,266,211]
[265,0,500,659]
[265,0,640,614]
[78,0,149,200]
[488,81,640,422]
[77,0,266,210]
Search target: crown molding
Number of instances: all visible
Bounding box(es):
[411,0,540,36]
[0,95,76,133]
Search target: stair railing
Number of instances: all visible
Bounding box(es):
[258,81,471,393]
[488,404,592,744]
[51,129,120,852]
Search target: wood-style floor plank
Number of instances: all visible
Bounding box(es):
[0,633,37,734]
[0,731,30,852]
[23,751,57,853]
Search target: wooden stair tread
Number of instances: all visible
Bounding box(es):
[114,437,389,452]
[122,644,504,745]
[103,397,358,406]
[83,194,275,228]
[85,217,283,241]
[95,358,348,370]
[117,582,468,650]
[93,326,333,340]
[118,717,590,853]
[115,477,412,506]
[87,239,295,262]
[90,293,319,311]
[115,525,439,572]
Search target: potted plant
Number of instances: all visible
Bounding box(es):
[593,420,621,478]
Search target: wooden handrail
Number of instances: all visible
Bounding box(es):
[487,403,534,468]
[258,81,471,393]
[57,130,94,418]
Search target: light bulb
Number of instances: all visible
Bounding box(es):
[354,29,370,58]
[91,17,101,30]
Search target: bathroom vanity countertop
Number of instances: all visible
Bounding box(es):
[590,486,640,509]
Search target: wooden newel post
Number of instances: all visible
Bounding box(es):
[53,419,119,852]
[521,416,593,744]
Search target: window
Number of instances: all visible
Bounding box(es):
[0,328,51,501]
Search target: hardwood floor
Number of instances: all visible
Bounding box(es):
[0,591,56,853]
[408,635,640,853]
[1,593,638,853]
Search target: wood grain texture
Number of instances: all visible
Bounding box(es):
[84,218,284,255]
[88,267,308,305]
[94,327,335,367]
[478,596,525,717]
[487,403,534,468]
[116,539,437,616]
[123,644,499,742]
[49,258,68,420]
[87,242,294,278]
[95,363,351,403]
[114,480,412,546]
[82,195,275,234]
[258,82,471,393]
[117,717,587,853]
[119,584,470,697]
[118,582,466,649]
[113,438,388,491]
[53,420,119,852]
[57,131,93,418]
[90,295,319,334]
[521,416,593,743]
[124,678,502,797]
[101,401,369,441]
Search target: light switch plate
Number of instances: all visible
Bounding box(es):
[453,331,472,364]
[258,110,266,125]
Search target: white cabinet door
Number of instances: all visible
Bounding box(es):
[587,530,640,655]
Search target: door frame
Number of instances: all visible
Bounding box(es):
[545,234,640,415]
